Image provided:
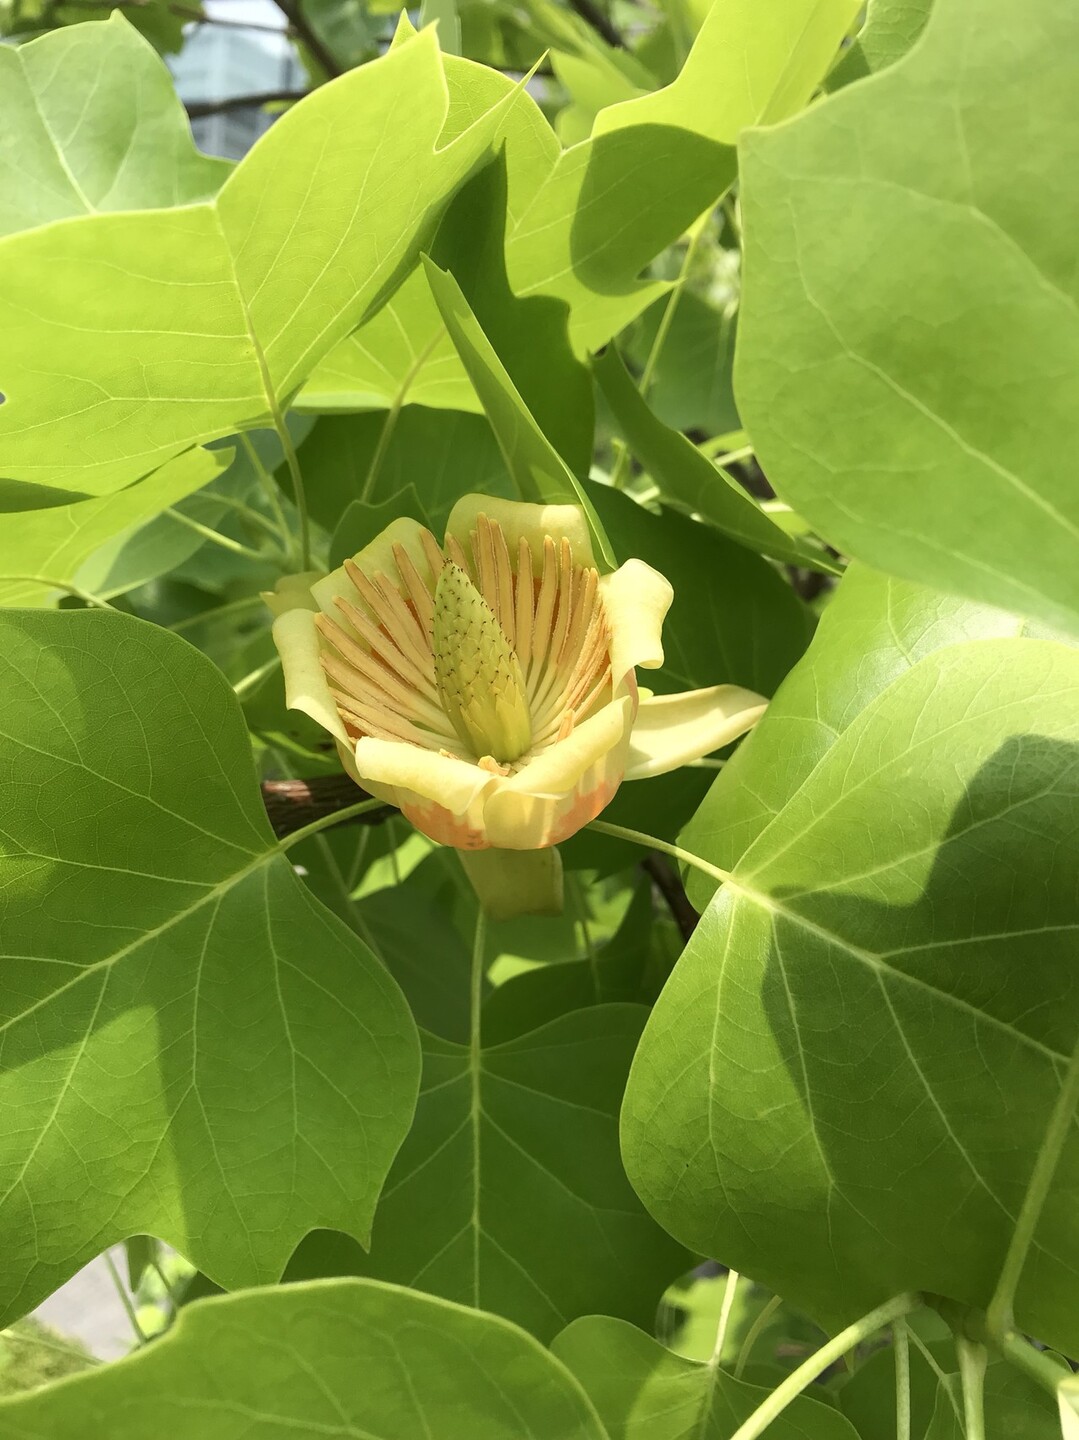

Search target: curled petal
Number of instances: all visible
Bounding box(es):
[349,738,500,847]
[273,609,350,743]
[261,570,323,618]
[598,560,673,688]
[624,685,767,781]
[482,695,634,849]
[445,494,595,574]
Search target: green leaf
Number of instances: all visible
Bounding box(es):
[298,407,513,541]
[828,0,934,88]
[0,611,419,1323]
[552,1314,860,1439]
[482,879,660,1044]
[0,447,231,607]
[736,0,1079,634]
[594,348,840,573]
[623,289,740,439]
[424,258,617,568]
[680,563,1059,908]
[337,1005,688,1341]
[0,16,230,238]
[509,0,861,354]
[623,637,1079,1353]
[0,29,521,496]
[0,1279,608,1438]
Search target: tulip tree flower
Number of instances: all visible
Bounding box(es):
[269,495,766,917]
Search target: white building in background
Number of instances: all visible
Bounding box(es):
[170,0,304,159]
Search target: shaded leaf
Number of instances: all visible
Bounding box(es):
[624,639,1079,1353]
[552,1314,859,1439]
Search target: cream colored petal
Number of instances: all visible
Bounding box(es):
[481,695,633,848]
[445,494,595,575]
[272,608,350,744]
[350,736,498,815]
[261,570,324,618]
[598,559,673,686]
[623,685,767,781]
[309,517,438,615]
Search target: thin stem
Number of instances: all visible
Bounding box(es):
[995,1330,1066,1399]
[360,330,445,504]
[468,906,487,1304]
[987,1022,1079,1339]
[240,432,293,560]
[711,1269,740,1365]
[893,1319,911,1440]
[198,492,289,547]
[734,1293,782,1378]
[168,594,264,634]
[708,444,754,468]
[568,874,600,998]
[609,212,714,491]
[956,1338,987,1440]
[2,576,116,610]
[232,656,281,698]
[687,757,727,770]
[277,798,386,854]
[586,819,732,887]
[103,1250,147,1346]
[266,405,311,570]
[164,508,268,560]
[728,1293,920,1440]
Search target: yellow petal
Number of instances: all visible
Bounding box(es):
[350,736,498,816]
[310,517,437,614]
[459,847,565,919]
[482,695,634,848]
[623,685,767,780]
[445,494,595,575]
[272,608,350,744]
[598,559,673,687]
[261,570,324,618]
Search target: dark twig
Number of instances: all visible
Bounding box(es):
[567,0,625,48]
[273,0,344,77]
[642,854,699,942]
[262,775,392,839]
[185,89,310,119]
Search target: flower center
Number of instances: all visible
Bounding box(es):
[432,562,533,763]
[314,513,611,771]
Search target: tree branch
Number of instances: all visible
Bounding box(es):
[273,0,343,77]
[567,0,625,48]
[185,89,309,119]
[642,854,699,942]
[262,775,392,840]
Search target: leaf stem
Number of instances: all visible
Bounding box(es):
[956,1338,987,1440]
[277,797,386,853]
[240,432,294,561]
[893,1319,911,1440]
[1,576,116,610]
[232,656,281,698]
[102,1250,147,1347]
[586,819,732,886]
[711,1269,741,1365]
[734,1293,783,1378]
[986,1021,1079,1339]
[609,211,714,491]
[197,491,290,547]
[727,1293,920,1440]
[469,905,486,1305]
[360,329,445,505]
[270,411,312,571]
[164,507,268,560]
[168,594,265,634]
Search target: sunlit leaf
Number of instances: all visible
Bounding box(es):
[0,611,419,1323]
[624,638,1079,1354]
[0,1280,608,1437]
[737,0,1079,633]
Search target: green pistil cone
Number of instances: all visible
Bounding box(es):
[433,563,533,763]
